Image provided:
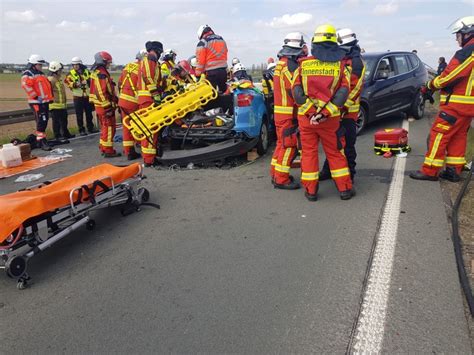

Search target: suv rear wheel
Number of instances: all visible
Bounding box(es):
[256,119,269,156]
[410,91,425,120]
[356,106,368,135]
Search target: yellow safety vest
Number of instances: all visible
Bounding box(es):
[67,68,91,97]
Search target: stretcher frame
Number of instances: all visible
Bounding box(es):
[0,165,155,289]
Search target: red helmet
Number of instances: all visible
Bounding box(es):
[172,60,192,78]
[267,57,275,64]
[94,51,113,65]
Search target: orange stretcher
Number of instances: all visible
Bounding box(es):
[0,163,157,289]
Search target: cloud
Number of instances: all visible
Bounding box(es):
[56,20,96,32]
[144,29,159,36]
[114,8,138,18]
[4,10,46,24]
[424,40,434,48]
[341,0,360,7]
[259,12,313,28]
[166,11,205,22]
[373,1,399,15]
[231,7,239,15]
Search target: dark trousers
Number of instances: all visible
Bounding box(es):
[29,103,49,133]
[50,109,71,138]
[322,118,358,178]
[206,68,228,93]
[73,96,95,132]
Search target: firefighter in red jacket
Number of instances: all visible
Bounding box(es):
[410,16,474,182]
[137,41,164,166]
[21,54,54,151]
[89,51,120,157]
[195,24,228,93]
[271,32,307,189]
[292,24,354,201]
[320,28,365,181]
[117,51,144,160]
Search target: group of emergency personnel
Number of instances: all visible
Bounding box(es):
[20,16,473,197]
[269,25,364,201]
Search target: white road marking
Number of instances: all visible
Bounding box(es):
[352,119,409,353]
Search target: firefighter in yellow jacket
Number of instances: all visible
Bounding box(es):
[48,61,74,140]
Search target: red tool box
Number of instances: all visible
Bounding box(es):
[374,128,411,155]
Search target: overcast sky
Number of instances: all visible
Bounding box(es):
[1,0,473,68]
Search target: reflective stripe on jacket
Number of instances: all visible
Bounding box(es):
[195,33,228,76]
[118,61,140,110]
[89,66,116,110]
[48,75,67,110]
[427,38,474,116]
[65,68,91,97]
[273,57,296,120]
[293,55,351,118]
[21,68,53,104]
[344,54,366,119]
[137,53,161,105]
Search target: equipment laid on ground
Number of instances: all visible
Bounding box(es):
[0,144,22,168]
[0,163,156,289]
[374,128,411,155]
[123,79,218,142]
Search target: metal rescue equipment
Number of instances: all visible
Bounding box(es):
[0,163,157,289]
[122,79,218,141]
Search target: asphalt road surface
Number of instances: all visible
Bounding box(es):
[0,115,471,353]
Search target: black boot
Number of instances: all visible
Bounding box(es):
[409,171,438,181]
[340,189,356,200]
[40,139,52,151]
[305,191,318,201]
[274,179,301,190]
[438,167,461,182]
[79,128,87,136]
[127,150,141,161]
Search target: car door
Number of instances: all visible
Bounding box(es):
[370,56,398,118]
[390,54,413,111]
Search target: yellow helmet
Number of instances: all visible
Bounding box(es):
[312,24,338,44]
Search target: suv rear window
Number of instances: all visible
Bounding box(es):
[408,54,420,69]
[394,55,410,74]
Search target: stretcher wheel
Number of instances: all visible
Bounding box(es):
[5,256,27,279]
[138,187,150,202]
[86,219,96,231]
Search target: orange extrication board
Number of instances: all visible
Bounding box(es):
[0,163,141,242]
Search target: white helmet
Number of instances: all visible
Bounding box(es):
[197,24,212,39]
[232,63,246,74]
[283,32,306,48]
[48,61,63,73]
[337,28,357,45]
[190,56,197,68]
[231,57,240,65]
[448,16,474,34]
[71,56,82,64]
[28,54,46,64]
[267,62,276,70]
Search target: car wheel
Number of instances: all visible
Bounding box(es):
[410,91,425,120]
[356,106,368,135]
[256,119,269,156]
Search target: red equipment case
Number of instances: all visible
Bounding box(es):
[374,128,411,155]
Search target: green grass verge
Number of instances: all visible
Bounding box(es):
[466,129,474,163]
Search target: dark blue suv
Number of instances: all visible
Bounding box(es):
[358,51,428,134]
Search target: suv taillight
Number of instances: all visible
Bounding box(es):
[237,93,254,107]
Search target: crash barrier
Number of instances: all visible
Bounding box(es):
[374,128,411,155]
[123,79,218,141]
[0,163,159,289]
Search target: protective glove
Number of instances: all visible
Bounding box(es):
[309,113,326,125]
[153,94,162,105]
[420,86,428,95]
[105,107,115,117]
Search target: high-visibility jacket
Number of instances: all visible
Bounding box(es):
[262,69,274,97]
[48,75,67,110]
[161,60,179,94]
[343,46,366,120]
[427,37,474,116]
[293,55,351,118]
[89,66,116,111]
[64,67,91,97]
[195,33,228,76]
[21,67,53,104]
[137,53,161,107]
[273,57,297,120]
[118,61,140,111]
